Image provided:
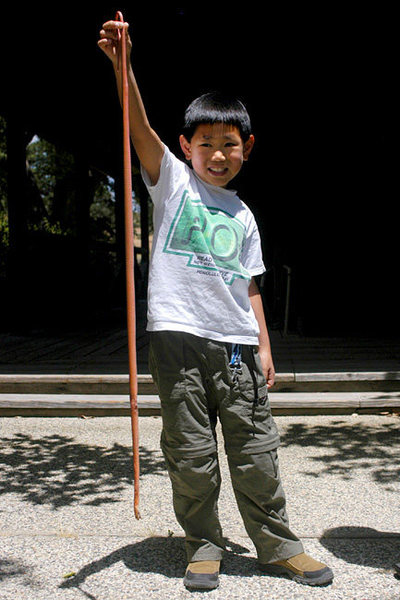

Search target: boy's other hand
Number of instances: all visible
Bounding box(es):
[259,349,275,389]
[98,20,131,66]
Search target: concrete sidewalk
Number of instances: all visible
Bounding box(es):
[1,414,400,600]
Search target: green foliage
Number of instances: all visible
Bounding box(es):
[0,211,8,276]
[89,172,116,244]
[0,210,8,244]
[26,136,74,217]
[25,136,116,243]
[0,118,119,286]
[0,116,8,277]
[0,116,151,322]
[0,116,7,213]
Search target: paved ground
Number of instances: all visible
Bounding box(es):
[1,413,400,600]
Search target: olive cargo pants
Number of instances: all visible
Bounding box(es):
[149,331,304,563]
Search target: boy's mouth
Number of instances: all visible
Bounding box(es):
[208,167,228,176]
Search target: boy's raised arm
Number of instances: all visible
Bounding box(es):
[98,19,164,185]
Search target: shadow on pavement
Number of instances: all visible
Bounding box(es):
[59,536,255,592]
[0,433,166,509]
[0,558,34,583]
[320,526,400,570]
[1,417,399,510]
[279,419,400,485]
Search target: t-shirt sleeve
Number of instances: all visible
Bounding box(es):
[140,144,186,208]
[241,214,266,277]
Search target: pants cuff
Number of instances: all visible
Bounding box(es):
[258,540,304,564]
[187,542,225,563]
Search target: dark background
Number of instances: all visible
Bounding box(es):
[0,4,397,336]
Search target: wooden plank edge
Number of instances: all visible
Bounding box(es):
[1,371,400,383]
[1,393,399,417]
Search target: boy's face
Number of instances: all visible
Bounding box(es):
[179,123,254,188]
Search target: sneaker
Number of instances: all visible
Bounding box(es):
[395,562,400,576]
[183,560,220,590]
[260,552,334,586]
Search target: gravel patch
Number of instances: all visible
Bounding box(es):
[1,414,399,599]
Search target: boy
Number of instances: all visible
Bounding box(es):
[98,19,333,591]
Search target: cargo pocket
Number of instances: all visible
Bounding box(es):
[222,346,279,455]
[239,345,270,430]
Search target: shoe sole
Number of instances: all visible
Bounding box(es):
[183,573,219,590]
[260,564,334,587]
[184,582,219,590]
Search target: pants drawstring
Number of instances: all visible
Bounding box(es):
[229,343,242,382]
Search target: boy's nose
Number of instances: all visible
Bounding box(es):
[212,150,226,161]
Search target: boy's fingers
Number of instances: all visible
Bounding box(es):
[99,27,122,39]
[97,39,113,49]
[102,20,129,30]
[99,21,129,44]
[99,32,117,44]
[266,368,275,388]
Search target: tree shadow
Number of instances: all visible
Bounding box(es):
[59,535,257,595]
[0,558,31,582]
[0,433,166,509]
[0,557,42,590]
[320,526,400,571]
[279,419,400,486]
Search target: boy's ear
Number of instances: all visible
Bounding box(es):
[243,134,255,161]
[179,134,192,160]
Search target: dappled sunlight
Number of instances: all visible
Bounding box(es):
[0,433,166,509]
[280,420,400,485]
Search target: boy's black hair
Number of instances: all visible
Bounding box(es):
[182,91,252,142]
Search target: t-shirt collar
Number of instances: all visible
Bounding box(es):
[192,169,238,197]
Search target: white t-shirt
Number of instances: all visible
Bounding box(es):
[141,144,266,345]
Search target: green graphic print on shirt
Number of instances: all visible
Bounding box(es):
[163,191,251,285]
